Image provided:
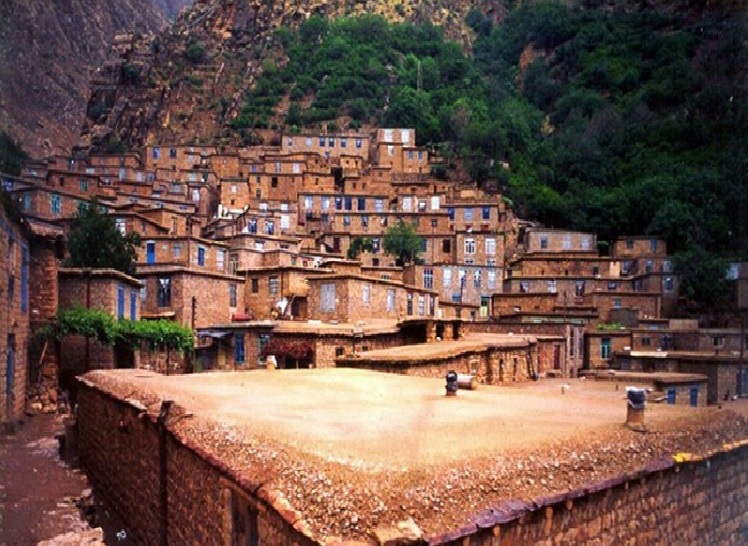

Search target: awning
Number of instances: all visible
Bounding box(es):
[196,329,233,339]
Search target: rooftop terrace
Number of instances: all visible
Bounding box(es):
[82,368,748,541]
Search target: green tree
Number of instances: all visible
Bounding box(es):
[383,221,423,266]
[65,199,141,275]
[347,237,373,259]
[0,131,27,176]
[674,245,731,312]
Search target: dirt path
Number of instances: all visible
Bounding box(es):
[0,414,91,546]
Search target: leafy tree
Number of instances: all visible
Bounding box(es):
[674,245,731,312]
[347,237,373,260]
[65,199,141,275]
[0,131,27,176]
[383,221,423,266]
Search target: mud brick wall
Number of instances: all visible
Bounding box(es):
[77,382,315,546]
[439,445,748,546]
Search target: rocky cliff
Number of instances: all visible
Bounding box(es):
[75,0,504,154]
[0,0,192,158]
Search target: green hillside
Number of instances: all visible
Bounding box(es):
[234,2,747,262]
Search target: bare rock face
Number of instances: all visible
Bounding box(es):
[0,0,193,157]
[75,0,499,155]
[36,528,105,546]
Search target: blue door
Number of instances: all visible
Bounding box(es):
[667,389,676,404]
[146,242,155,264]
[690,387,698,407]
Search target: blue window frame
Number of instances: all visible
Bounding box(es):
[197,247,206,266]
[153,147,160,159]
[601,338,611,360]
[464,208,473,222]
[447,207,455,221]
[482,206,491,220]
[344,196,353,210]
[117,286,125,319]
[357,197,366,211]
[235,334,245,364]
[130,289,137,320]
[50,194,61,214]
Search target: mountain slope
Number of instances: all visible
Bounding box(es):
[0,0,192,158]
[75,0,502,153]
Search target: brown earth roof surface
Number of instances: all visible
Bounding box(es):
[82,368,748,543]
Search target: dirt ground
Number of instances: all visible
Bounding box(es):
[0,413,92,545]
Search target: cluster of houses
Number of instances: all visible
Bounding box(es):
[2,126,747,426]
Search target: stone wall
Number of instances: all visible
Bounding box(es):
[76,382,316,546]
[436,445,748,546]
[77,378,748,546]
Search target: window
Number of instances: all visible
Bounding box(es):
[562,235,571,250]
[153,147,160,159]
[292,163,301,174]
[418,151,423,160]
[540,235,548,249]
[642,336,651,347]
[229,254,238,275]
[362,283,371,304]
[375,198,384,212]
[465,239,475,254]
[328,137,335,147]
[115,218,126,235]
[464,208,473,222]
[269,276,279,295]
[197,247,206,266]
[387,289,396,312]
[645,260,654,273]
[575,280,585,296]
[608,281,618,290]
[157,277,171,307]
[482,206,490,220]
[79,179,88,191]
[280,215,290,230]
[614,298,621,309]
[487,270,496,290]
[361,215,369,228]
[335,347,345,357]
[402,197,412,211]
[663,261,673,273]
[343,215,351,227]
[423,269,433,289]
[664,277,674,292]
[50,194,61,214]
[251,278,259,293]
[304,195,313,210]
[581,236,591,251]
[248,219,257,234]
[547,280,557,293]
[322,196,330,210]
[418,295,425,316]
[487,258,496,267]
[442,239,451,253]
[601,338,612,360]
[355,138,362,148]
[474,269,482,289]
[447,207,455,221]
[408,151,414,160]
[216,249,225,271]
[340,138,347,148]
[458,268,467,287]
[485,238,496,256]
[116,286,125,319]
[335,196,343,210]
[321,283,336,312]
[266,221,275,235]
[229,284,237,307]
[443,268,452,288]
[319,136,325,147]
[234,334,245,364]
[130,290,137,320]
[357,197,366,211]
[271,176,278,187]
[21,193,31,211]
[173,244,181,259]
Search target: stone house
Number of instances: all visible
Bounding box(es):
[56,268,143,388]
[0,200,31,425]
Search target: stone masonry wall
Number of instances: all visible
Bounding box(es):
[77,379,748,546]
[77,383,316,546]
[439,445,748,546]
